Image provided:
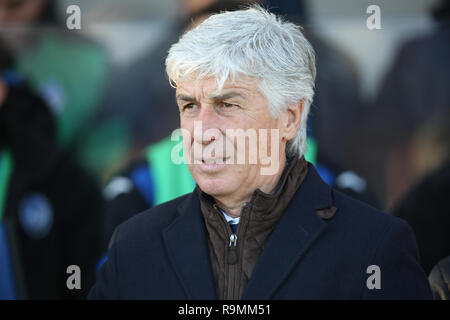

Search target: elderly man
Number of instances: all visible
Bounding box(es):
[89,6,432,299]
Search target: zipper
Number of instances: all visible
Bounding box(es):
[227,232,238,299]
[213,201,250,299]
[214,203,237,299]
[229,234,238,247]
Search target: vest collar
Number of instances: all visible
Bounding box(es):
[196,155,309,220]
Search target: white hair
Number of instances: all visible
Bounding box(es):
[166,5,316,157]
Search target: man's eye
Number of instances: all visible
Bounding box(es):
[221,102,238,109]
[183,103,196,111]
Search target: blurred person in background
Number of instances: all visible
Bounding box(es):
[0,0,122,181]
[350,0,450,212]
[392,112,450,276]
[0,41,102,299]
[391,111,450,300]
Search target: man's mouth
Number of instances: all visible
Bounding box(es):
[198,157,230,165]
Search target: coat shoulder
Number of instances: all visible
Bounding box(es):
[328,189,432,299]
[112,192,192,243]
[331,188,413,235]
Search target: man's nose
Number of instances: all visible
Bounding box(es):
[194,106,222,145]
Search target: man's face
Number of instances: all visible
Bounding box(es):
[0,0,47,26]
[176,77,288,202]
[0,0,47,49]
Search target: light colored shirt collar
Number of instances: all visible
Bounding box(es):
[217,206,240,225]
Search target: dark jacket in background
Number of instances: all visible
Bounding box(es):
[393,161,450,275]
[0,82,102,299]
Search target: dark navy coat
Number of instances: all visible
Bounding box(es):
[89,163,432,299]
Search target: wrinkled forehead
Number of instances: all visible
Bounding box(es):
[175,76,260,100]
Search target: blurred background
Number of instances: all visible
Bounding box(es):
[0,0,449,299]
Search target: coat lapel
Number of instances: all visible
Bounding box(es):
[242,164,333,299]
[162,192,217,299]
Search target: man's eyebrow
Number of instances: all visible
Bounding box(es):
[208,92,245,101]
[176,94,196,102]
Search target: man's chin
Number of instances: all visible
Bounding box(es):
[190,164,245,195]
[195,177,236,197]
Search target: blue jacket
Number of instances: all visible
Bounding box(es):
[89,163,432,299]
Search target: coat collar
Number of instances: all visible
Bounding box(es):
[242,162,333,299]
[162,191,217,299]
[162,162,334,300]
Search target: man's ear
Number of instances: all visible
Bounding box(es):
[282,99,304,142]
